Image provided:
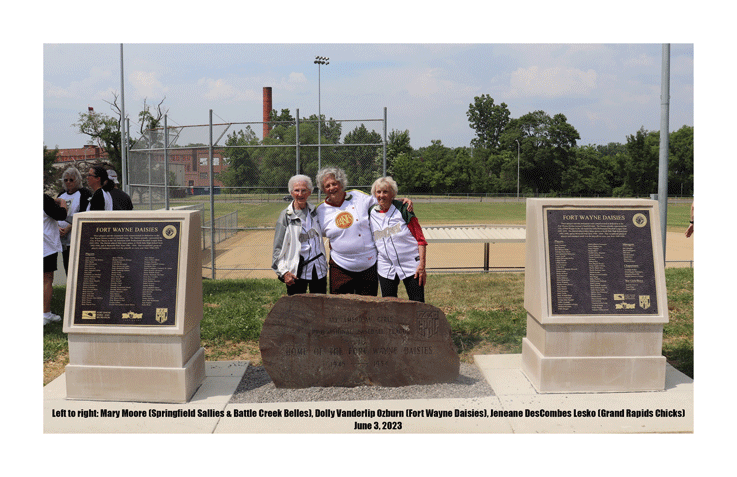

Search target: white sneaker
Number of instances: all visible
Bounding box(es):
[44,313,61,325]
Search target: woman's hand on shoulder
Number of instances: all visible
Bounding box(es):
[401,197,413,212]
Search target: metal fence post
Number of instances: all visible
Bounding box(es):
[147,129,153,210]
[164,114,170,210]
[383,107,387,177]
[209,109,216,279]
[296,108,300,175]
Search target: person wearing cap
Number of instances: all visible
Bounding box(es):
[107,169,133,210]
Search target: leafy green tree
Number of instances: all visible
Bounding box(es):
[43,145,60,192]
[417,140,458,193]
[492,150,518,194]
[218,127,260,192]
[75,107,122,172]
[501,111,580,194]
[615,127,660,197]
[74,95,167,174]
[467,94,511,150]
[563,145,614,196]
[386,129,412,176]
[267,109,296,142]
[343,124,382,186]
[668,125,694,196]
[390,152,425,193]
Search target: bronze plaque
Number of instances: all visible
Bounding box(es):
[260,294,460,388]
[73,220,181,326]
[546,208,658,315]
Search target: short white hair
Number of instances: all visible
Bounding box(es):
[316,167,347,191]
[371,176,398,197]
[288,174,313,193]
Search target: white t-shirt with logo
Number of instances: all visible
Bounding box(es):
[317,190,378,272]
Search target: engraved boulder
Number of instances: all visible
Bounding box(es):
[259,294,460,388]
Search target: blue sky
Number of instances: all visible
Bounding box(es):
[43,43,693,150]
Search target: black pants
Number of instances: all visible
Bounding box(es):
[286,266,327,296]
[378,273,425,302]
[329,258,378,296]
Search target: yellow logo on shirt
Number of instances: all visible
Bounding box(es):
[335,211,354,229]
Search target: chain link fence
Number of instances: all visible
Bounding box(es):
[126,110,388,278]
[124,110,693,278]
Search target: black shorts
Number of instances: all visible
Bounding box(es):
[329,258,378,296]
[44,253,58,273]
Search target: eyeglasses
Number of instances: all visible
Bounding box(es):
[63,178,75,182]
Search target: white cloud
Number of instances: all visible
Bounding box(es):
[198,77,261,102]
[44,81,73,99]
[287,72,307,85]
[509,66,597,98]
[129,71,167,100]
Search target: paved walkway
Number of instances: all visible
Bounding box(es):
[44,354,693,433]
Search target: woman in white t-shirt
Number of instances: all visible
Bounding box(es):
[316,167,412,295]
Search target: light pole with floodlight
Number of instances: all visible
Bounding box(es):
[314,56,329,198]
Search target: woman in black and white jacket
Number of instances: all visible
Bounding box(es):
[272,174,328,295]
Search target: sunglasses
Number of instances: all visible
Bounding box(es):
[63,178,75,182]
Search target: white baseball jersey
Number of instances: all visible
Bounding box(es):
[369,203,421,280]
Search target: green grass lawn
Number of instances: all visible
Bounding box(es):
[44,268,694,385]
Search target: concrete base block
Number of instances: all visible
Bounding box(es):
[68,327,201,368]
[522,338,666,393]
[65,347,206,403]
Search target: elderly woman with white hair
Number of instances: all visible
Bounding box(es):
[316,167,412,296]
[57,167,91,273]
[369,176,427,302]
[272,174,328,295]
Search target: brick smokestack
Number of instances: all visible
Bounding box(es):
[263,87,272,139]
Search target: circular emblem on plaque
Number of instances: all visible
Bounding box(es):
[162,225,178,239]
[632,213,647,228]
[334,211,354,229]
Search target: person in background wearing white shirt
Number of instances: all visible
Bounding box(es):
[44,194,67,325]
[57,167,90,273]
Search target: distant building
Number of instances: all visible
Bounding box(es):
[55,144,109,163]
[53,144,226,189]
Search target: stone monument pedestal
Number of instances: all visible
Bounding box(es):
[521,199,668,393]
[62,210,205,403]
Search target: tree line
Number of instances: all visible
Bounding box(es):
[390,95,693,197]
[48,94,693,197]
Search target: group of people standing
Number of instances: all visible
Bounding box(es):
[43,165,133,325]
[272,167,427,302]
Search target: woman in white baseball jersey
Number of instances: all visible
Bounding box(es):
[316,167,412,295]
[369,176,427,302]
